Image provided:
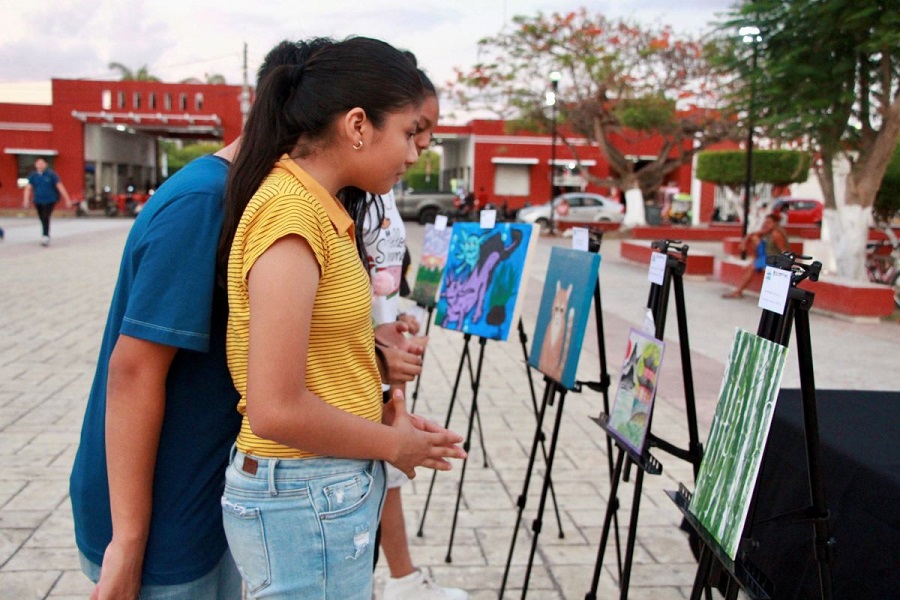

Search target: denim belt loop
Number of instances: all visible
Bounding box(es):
[229,443,238,464]
[267,458,279,496]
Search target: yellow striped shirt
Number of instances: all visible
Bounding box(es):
[226,156,382,458]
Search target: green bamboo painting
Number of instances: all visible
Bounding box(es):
[689,328,788,560]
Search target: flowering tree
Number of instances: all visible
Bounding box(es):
[448,9,735,198]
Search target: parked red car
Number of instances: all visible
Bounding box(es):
[771,198,823,225]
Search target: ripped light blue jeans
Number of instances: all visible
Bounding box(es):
[222,449,386,599]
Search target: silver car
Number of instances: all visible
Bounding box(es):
[517,192,624,231]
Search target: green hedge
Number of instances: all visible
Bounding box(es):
[696,149,811,186]
[403,172,439,192]
[402,151,441,192]
[163,142,224,176]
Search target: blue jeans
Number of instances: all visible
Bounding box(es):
[222,450,386,599]
[79,548,242,599]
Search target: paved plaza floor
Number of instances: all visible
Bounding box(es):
[0,215,897,599]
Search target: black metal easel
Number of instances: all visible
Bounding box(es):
[416,333,487,561]
[410,304,435,413]
[500,230,620,598]
[584,239,704,600]
[498,377,568,598]
[416,320,565,563]
[643,240,703,476]
[672,252,835,600]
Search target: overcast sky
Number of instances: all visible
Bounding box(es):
[0,0,736,103]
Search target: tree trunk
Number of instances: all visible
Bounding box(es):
[845,99,900,208]
[620,173,646,227]
[824,205,871,281]
[814,150,838,210]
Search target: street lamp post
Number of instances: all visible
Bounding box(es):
[740,26,761,242]
[546,70,561,234]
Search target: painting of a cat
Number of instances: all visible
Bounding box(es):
[529,247,601,389]
[537,282,574,383]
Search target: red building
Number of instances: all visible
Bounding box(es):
[2,78,716,220]
[432,120,696,210]
[0,78,244,208]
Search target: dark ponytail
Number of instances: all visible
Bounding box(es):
[217,36,424,285]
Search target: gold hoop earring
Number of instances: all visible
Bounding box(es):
[352,139,363,150]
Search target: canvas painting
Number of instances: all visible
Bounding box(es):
[607,328,666,456]
[435,222,539,341]
[689,328,788,560]
[410,224,453,308]
[528,247,601,389]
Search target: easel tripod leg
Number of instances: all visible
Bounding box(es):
[593,281,623,575]
[417,334,470,538]
[618,468,645,599]
[445,337,488,563]
[585,447,626,600]
[499,381,554,598]
[520,389,567,599]
[518,320,565,538]
[410,305,434,413]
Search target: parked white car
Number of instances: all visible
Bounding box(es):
[516,192,625,231]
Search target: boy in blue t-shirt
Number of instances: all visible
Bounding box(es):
[69,145,244,599]
[69,38,349,600]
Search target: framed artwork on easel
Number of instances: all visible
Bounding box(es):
[607,328,666,456]
[410,223,453,309]
[435,222,538,341]
[689,328,788,560]
[528,247,601,390]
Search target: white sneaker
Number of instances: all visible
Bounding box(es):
[40,235,50,246]
[382,569,468,600]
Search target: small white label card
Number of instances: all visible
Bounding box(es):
[758,266,791,314]
[571,227,589,252]
[434,214,448,231]
[648,251,667,285]
[480,209,497,229]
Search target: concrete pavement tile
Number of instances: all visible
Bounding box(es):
[626,585,688,599]
[11,443,70,468]
[0,432,35,453]
[0,480,27,507]
[2,546,80,571]
[476,525,545,566]
[0,570,60,599]
[48,569,93,596]
[26,510,75,549]
[0,528,30,565]
[0,511,46,530]
[625,561,699,588]
[4,479,68,512]
[537,542,605,566]
[464,481,517,509]
[407,540,487,567]
[637,525,695,564]
[551,563,621,600]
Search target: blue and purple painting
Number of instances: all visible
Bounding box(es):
[528,247,601,389]
[435,222,538,341]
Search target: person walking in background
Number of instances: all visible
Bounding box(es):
[217,36,465,599]
[351,55,468,600]
[23,157,71,246]
[722,213,789,299]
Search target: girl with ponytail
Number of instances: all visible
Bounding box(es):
[218,37,465,599]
